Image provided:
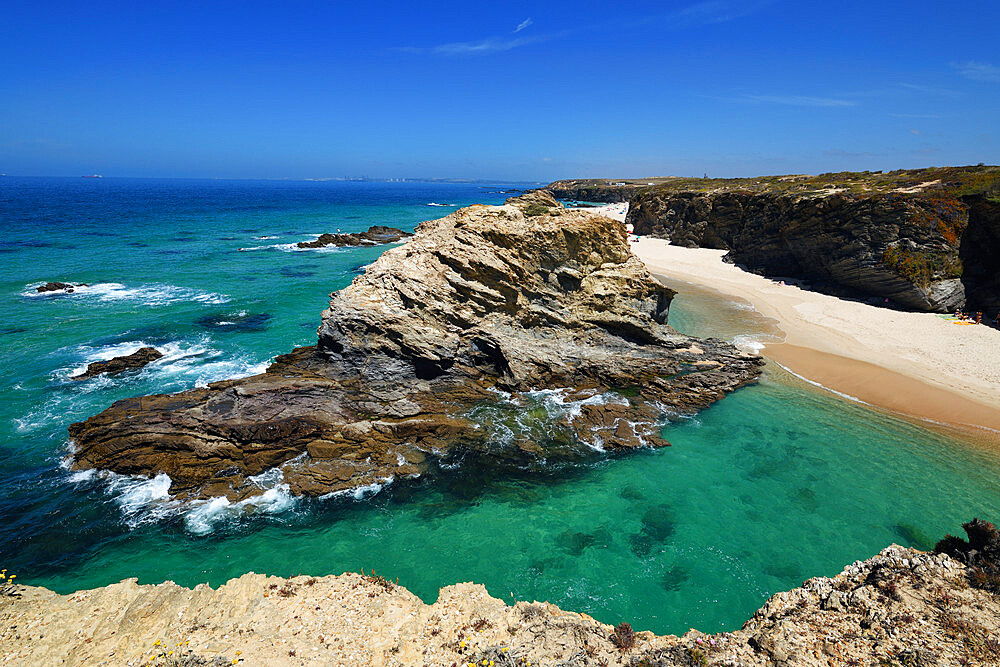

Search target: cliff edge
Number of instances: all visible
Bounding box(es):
[3,545,998,666]
[548,166,1000,315]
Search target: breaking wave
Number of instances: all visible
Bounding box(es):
[22,282,230,306]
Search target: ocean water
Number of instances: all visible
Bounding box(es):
[2,177,999,635]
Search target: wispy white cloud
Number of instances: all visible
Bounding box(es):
[737,94,857,108]
[953,61,1000,83]
[888,113,943,119]
[899,83,960,97]
[404,35,544,55]
[823,149,884,158]
[399,1,767,56]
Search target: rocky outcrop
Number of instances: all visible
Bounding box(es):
[3,544,998,666]
[960,196,1000,318]
[547,179,643,203]
[296,225,412,248]
[68,197,762,500]
[36,282,88,293]
[627,190,970,311]
[72,347,163,380]
[547,166,1000,315]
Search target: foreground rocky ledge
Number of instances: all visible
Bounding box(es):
[3,545,998,666]
[68,193,762,500]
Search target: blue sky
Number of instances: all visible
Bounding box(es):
[1,0,998,180]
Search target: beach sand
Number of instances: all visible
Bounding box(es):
[589,199,1000,438]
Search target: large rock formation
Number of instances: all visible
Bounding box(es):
[68,196,762,500]
[628,190,968,311]
[547,166,1000,315]
[3,544,997,666]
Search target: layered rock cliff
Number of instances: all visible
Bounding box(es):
[3,544,997,666]
[548,166,1000,314]
[68,195,762,500]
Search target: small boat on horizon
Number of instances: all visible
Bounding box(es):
[82,174,103,178]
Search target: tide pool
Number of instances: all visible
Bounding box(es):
[2,177,998,635]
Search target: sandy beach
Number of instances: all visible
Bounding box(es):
[579,204,1000,438]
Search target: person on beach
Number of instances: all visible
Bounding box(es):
[976,312,982,324]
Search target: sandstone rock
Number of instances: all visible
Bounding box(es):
[72,347,163,380]
[69,196,762,499]
[3,545,997,666]
[296,225,412,249]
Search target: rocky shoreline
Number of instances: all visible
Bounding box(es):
[3,543,998,666]
[67,193,762,501]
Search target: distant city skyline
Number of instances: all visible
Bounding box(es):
[2,0,998,180]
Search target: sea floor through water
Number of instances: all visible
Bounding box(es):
[2,177,999,635]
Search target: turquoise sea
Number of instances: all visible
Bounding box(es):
[2,177,999,635]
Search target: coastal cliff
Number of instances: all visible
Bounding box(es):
[68,194,762,500]
[548,166,1000,314]
[3,544,998,666]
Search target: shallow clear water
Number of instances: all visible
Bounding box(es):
[2,177,999,635]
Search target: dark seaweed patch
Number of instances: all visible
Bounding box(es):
[195,312,272,333]
[660,563,690,591]
[628,504,676,556]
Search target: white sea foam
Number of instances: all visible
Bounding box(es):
[238,242,304,252]
[22,282,230,306]
[732,335,768,354]
[319,476,394,501]
[60,337,271,387]
[523,388,630,421]
[183,484,298,535]
[254,235,279,240]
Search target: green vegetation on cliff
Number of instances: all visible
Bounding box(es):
[549,165,1000,200]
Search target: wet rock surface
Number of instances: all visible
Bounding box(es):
[68,196,762,500]
[36,281,88,293]
[72,347,163,380]
[3,545,998,666]
[296,225,412,248]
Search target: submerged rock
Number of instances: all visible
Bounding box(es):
[296,225,412,248]
[69,196,762,500]
[72,347,163,380]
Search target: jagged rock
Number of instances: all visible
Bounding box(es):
[36,281,88,293]
[72,347,163,380]
[627,190,970,312]
[68,196,762,500]
[547,179,644,202]
[3,545,998,666]
[296,225,412,248]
